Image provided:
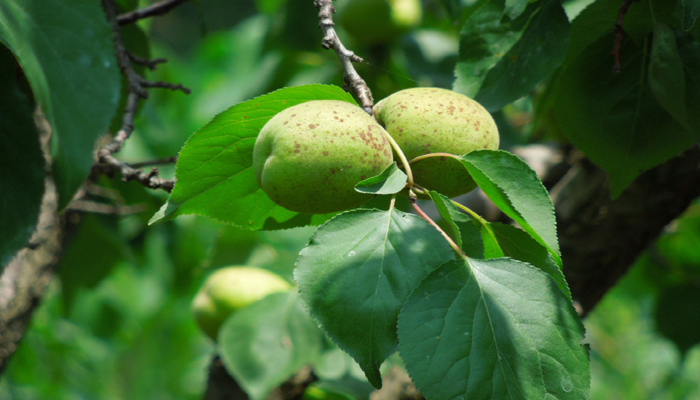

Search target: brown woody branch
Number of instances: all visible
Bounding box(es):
[611,0,640,73]
[554,145,700,316]
[94,0,188,193]
[127,51,168,70]
[117,0,191,25]
[314,0,374,113]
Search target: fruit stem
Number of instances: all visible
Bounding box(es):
[381,129,415,187]
[409,152,462,164]
[449,199,503,255]
[411,198,464,257]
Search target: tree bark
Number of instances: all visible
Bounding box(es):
[553,145,700,316]
[0,179,64,373]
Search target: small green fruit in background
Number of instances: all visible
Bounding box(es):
[303,383,357,400]
[337,0,422,46]
[253,100,394,214]
[192,266,292,340]
[373,87,499,197]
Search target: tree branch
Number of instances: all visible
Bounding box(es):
[314,0,374,113]
[0,113,71,373]
[117,0,191,26]
[204,355,316,400]
[611,0,640,73]
[0,182,64,374]
[554,146,700,315]
[94,0,187,193]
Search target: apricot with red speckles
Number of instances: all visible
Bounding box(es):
[373,88,499,197]
[253,100,394,214]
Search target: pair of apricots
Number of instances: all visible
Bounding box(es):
[253,87,500,214]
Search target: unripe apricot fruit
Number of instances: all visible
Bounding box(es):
[192,266,291,340]
[373,88,499,198]
[253,100,394,214]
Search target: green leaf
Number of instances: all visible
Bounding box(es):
[0,0,121,208]
[649,23,689,128]
[460,150,562,266]
[0,47,45,267]
[477,0,570,110]
[676,31,700,132]
[504,0,530,20]
[397,258,590,400]
[682,0,700,30]
[295,209,455,388]
[354,163,407,195]
[563,0,618,62]
[58,214,130,310]
[654,284,700,356]
[429,191,485,258]
[455,0,570,111]
[454,0,527,100]
[554,32,698,197]
[488,222,571,299]
[149,85,355,230]
[219,291,324,400]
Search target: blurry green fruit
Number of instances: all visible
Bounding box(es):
[374,87,499,197]
[192,266,291,340]
[337,0,422,46]
[303,383,357,400]
[253,100,394,214]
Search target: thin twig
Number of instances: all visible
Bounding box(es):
[314,0,374,113]
[411,199,464,257]
[127,51,168,70]
[139,76,191,94]
[68,200,148,215]
[128,156,178,168]
[117,0,191,25]
[612,0,640,73]
[95,0,184,193]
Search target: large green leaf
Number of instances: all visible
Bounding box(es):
[219,291,324,400]
[676,30,700,132]
[487,222,570,299]
[454,0,527,101]
[554,32,698,197]
[459,150,561,266]
[504,0,531,20]
[398,258,589,400]
[149,85,355,230]
[0,47,45,267]
[0,0,121,208]
[295,209,455,388]
[682,0,700,30]
[454,0,570,111]
[649,23,689,128]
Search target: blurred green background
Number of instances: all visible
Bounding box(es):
[1,0,699,398]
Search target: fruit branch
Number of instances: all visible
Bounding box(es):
[450,199,503,254]
[381,130,415,187]
[314,0,374,113]
[117,0,191,25]
[408,152,462,165]
[611,0,640,73]
[93,0,189,193]
[411,199,464,257]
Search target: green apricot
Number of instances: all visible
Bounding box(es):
[253,100,394,214]
[337,0,422,46]
[373,88,499,198]
[192,266,292,340]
